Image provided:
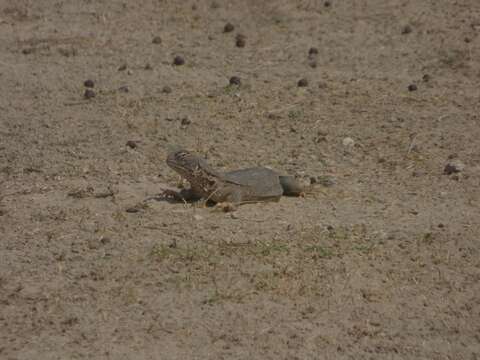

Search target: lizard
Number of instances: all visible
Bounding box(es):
[163,149,306,209]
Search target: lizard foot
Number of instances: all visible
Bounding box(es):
[215,202,237,212]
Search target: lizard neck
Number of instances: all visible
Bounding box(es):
[183,164,223,197]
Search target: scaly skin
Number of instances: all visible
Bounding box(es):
[165,149,304,207]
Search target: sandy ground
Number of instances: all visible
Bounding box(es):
[1,0,480,359]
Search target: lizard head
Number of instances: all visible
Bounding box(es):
[166,149,211,178]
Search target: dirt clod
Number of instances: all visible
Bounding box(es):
[408,84,417,91]
[402,25,412,34]
[235,34,246,47]
[297,78,308,87]
[224,23,234,33]
[162,85,172,94]
[126,140,137,149]
[83,79,94,88]
[173,56,185,65]
[181,117,191,126]
[229,76,241,85]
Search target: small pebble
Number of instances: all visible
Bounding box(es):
[181,117,191,126]
[173,55,185,66]
[224,23,234,33]
[422,74,430,82]
[229,76,241,85]
[297,78,308,87]
[309,60,317,68]
[126,140,137,149]
[84,89,96,99]
[145,63,153,70]
[118,63,127,71]
[118,85,129,93]
[408,84,417,91]
[162,85,172,94]
[342,137,355,147]
[152,36,162,44]
[444,160,465,175]
[308,47,319,56]
[324,1,331,7]
[235,34,246,48]
[402,25,412,34]
[84,79,94,88]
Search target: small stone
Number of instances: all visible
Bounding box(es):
[173,55,185,66]
[308,47,319,56]
[162,85,172,94]
[118,85,129,93]
[309,60,317,68]
[229,76,241,85]
[342,137,355,147]
[402,25,412,34]
[224,23,234,33]
[118,63,127,71]
[152,36,162,44]
[444,160,465,175]
[464,37,471,43]
[181,117,191,126]
[235,34,246,48]
[145,63,153,70]
[324,1,331,7]
[297,78,308,87]
[422,74,430,82]
[408,84,417,91]
[84,89,96,99]
[126,140,137,149]
[84,79,94,88]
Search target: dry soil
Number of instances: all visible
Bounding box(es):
[1,1,480,359]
